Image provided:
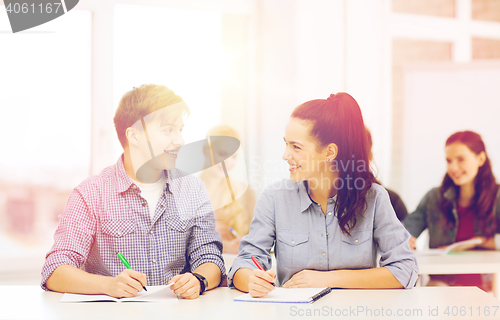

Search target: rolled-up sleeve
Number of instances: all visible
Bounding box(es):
[187,182,225,279]
[41,190,96,290]
[374,189,419,289]
[227,186,276,287]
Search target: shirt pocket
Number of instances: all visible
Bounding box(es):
[163,216,194,257]
[165,216,194,233]
[339,228,373,268]
[100,219,138,261]
[276,231,309,269]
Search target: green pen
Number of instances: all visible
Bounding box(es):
[117,252,147,291]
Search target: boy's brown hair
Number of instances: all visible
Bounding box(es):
[114,84,189,148]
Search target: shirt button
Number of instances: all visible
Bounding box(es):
[355,239,359,243]
[181,226,185,230]
[149,230,153,235]
[116,231,122,236]
[328,211,332,216]
[132,185,137,189]
[142,202,147,207]
[326,233,329,236]
[152,258,156,263]
[322,252,326,256]
[160,205,164,208]
[329,199,333,203]
[291,240,295,245]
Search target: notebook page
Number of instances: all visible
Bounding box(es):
[60,284,177,303]
[234,287,330,303]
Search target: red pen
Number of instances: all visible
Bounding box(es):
[251,256,275,287]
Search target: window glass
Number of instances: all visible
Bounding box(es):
[0,8,91,283]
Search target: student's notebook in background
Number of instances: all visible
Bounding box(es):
[60,284,177,303]
[234,287,332,304]
[420,238,483,256]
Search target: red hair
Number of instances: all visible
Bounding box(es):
[292,93,376,234]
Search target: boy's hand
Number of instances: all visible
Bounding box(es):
[169,273,201,299]
[104,269,147,298]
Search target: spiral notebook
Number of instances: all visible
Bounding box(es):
[234,287,332,304]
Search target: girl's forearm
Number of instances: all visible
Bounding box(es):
[328,267,403,289]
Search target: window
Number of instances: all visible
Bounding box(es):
[0,8,91,283]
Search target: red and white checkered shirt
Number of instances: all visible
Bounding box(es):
[41,155,225,290]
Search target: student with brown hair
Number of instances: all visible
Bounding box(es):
[41,84,225,299]
[404,131,500,290]
[229,93,418,298]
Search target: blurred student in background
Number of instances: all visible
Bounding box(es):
[366,128,408,221]
[199,125,256,254]
[404,131,500,290]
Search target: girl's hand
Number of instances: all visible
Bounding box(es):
[248,269,276,298]
[169,273,200,299]
[283,270,329,288]
[476,237,495,249]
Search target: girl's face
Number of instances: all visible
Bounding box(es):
[282,117,333,183]
[445,142,486,187]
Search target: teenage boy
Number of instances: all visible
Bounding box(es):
[41,84,225,299]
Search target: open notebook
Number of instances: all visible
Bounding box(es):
[234,287,332,304]
[419,238,483,256]
[60,284,178,303]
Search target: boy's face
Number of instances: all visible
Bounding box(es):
[134,115,185,172]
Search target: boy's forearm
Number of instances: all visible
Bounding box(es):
[193,262,222,290]
[46,264,110,294]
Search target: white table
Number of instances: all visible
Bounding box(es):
[416,251,500,298]
[1,285,499,320]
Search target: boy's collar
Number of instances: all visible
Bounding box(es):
[116,154,172,193]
